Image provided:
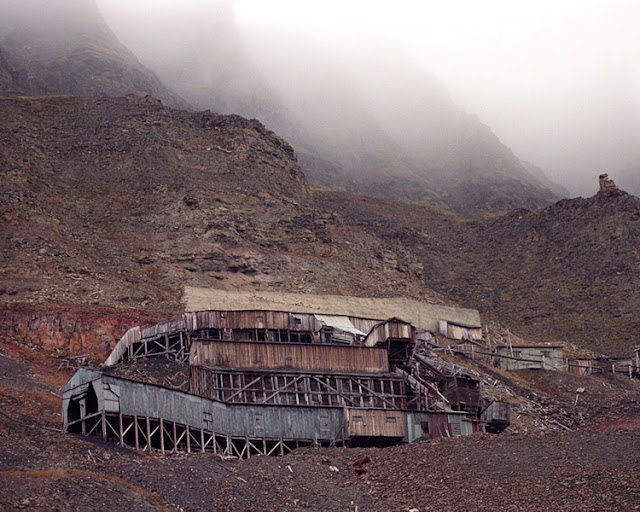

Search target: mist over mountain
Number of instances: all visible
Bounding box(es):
[615,158,640,198]
[0,0,185,107]
[495,74,640,197]
[96,1,567,216]
[1,0,639,390]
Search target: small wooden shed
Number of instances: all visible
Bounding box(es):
[493,345,564,371]
[438,320,482,341]
[364,318,416,366]
[345,408,405,439]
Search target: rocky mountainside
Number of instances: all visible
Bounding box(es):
[0,0,185,108]
[313,176,640,357]
[0,0,566,217]
[465,176,640,355]
[1,93,639,357]
[118,6,566,217]
[0,93,315,311]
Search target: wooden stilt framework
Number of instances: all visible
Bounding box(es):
[189,366,423,410]
[126,332,191,363]
[65,412,335,459]
[122,328,318,364]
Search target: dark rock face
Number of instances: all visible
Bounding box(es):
[0,305,165,359]
[0,0,186,107]
[599,173,616,191]
[0,94,317,311]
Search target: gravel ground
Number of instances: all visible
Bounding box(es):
[0,341,638,511]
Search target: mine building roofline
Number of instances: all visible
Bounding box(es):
[440,319,482,329]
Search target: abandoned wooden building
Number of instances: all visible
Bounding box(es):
[492,344,565,371]
[566,356,635,377]
[438,319,483,341]
[62,307,509,458]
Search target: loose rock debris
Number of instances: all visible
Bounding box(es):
[1,339,639,511]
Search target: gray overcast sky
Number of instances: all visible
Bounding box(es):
[97,0,640,195]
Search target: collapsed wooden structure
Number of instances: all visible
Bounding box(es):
[63,309,509,458]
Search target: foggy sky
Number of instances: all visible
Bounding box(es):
[95,0,640,196]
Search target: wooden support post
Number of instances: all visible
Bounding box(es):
[201,428,205,453]
[81,398,87,436]
[186,426,191,453]
[173,421,177,454]
[119,413,123,446]
[134,415,139,451]
[101,408,107,440]
[146,416,151,452]
[160,419,165,454]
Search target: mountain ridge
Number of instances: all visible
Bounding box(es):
[1,93,638,356]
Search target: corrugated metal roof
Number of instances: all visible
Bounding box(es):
[314,314,366,336]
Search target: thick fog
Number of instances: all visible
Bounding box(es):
[94,0,640,196]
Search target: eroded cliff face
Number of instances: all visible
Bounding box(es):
[0,305,165,360]
[0,93,315,312]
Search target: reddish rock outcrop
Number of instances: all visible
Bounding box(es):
[0,305,166,361]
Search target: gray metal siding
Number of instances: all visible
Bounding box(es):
[65,370,344,441]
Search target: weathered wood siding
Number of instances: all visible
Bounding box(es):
[438,320,483,341]
[104,327,141,366]
[481,401,510,423]
[447,324,482,341]
[141,317,185,339]
[189,340,389,373]
[406,411,474,440]
[442,377,482,412]
[494,346,565,371]
[364,319,415,347]
[348,317,379,335]
[345,408,405,438]
[591,357,633,374]
[566,358,592,376]
[184,310,317,332]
